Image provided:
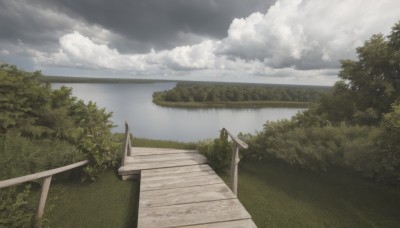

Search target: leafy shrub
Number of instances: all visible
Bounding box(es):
[0,131,84,180]
[197,129,231,172]
[0,64,120,181]
[0,185,34,228]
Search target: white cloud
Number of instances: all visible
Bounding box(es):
[33,0,400,85]
[1,49,10,55]
[217,0,400,70]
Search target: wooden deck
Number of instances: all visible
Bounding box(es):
[118,147,257,228]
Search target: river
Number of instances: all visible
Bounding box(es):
[52,83,305,142]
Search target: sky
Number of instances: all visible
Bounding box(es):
[0,0,400,85]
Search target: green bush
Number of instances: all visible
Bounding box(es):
[197,129,231,173]
[0,131,83,180]
[0,185,34,228]
[0,64,120,181]
[0,65,121,227]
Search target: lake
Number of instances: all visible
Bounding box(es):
[52,83,305,142]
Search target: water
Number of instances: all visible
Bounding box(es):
[52,83,305,142]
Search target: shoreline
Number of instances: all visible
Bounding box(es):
[153,99,311,109]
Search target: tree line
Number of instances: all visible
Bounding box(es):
[154,83,329,103]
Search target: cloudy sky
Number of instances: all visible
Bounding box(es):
[0,0,399,85]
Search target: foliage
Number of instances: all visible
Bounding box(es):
[246,121,378,170]
[0,185,34,228]
[231,159,400,227]
[153,83,328,105]
[132,137,196,150]
[0,65,119,226]
[302,22,400,126]
[0,131,83,180]
[373,104,400,184]
[240,21,400,186]
[0,64,119,180]
[197,129,231,172]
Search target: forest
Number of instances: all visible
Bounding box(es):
[153,83,329,108]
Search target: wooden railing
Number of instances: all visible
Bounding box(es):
[0,160,89,226]
[121,121,132,167]
[223,128,248,196]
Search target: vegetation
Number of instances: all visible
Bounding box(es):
[0,64,119,226]
[226,159,400,227]
[45,138,193,227]
[197,129,231,172]
[133,137,196,149]
[238,21,400,186]
[47,170,139,228]
[153,83,329,108]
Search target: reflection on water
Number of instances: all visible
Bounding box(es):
[52,83,305,142]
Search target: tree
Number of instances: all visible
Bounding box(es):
[314,21,400,125]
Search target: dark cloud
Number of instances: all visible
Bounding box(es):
[32,0,274,53]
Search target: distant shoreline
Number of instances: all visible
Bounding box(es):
[40,76,331,89]
[40,75,176,84]
[153,99,311,108]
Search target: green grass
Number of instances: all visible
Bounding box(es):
[133,137,197,149]
[42,139,400,228]
[226,159,400,228]
[153,99,311,108]
[43,138,193,228]
[46,170,139,228]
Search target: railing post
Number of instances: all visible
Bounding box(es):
[127,132,132,156]
[121,121,129,166]
[35,175,52,227]
[223,128,248,196]
[230,144,239,195]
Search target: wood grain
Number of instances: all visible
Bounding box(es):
[180,219,257,228]
[138,199,251,228]
[140,183,236,207]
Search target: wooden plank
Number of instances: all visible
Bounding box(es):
[180,219,257,228]
[125,152,206,163]
[131,147,197,156]
[141,170,216,182]
[138,199,251,228]
[231,145,239,195]
[141,175,223,191]
[0,160,89,188]
[141,165,212,177]
[36,175,52,220]
[140,183,236,207]
[119,159,207,174]
[224,129,248,149]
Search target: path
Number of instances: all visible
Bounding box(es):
[119,147,257,228]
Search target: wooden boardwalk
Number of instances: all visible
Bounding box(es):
[119,147,257,228]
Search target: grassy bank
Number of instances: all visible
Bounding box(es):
[46,170,139,228]
[153,99,311,108]
[41,138,400,227]
[227,159,400,227]
[133,137,196,149]
[43,138,194,228]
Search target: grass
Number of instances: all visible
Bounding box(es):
[42,138,193,228]
[133,137,196,149]
[42,138,400,228]
[225,159,400,228]
[46,170,139,228]
[153,99,311,108]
